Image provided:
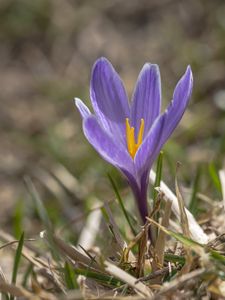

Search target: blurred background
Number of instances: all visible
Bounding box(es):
[0,0,225,238]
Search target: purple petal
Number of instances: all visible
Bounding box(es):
[135,66,193,176]
[131,64,161,139]
[132,115,166,223]
[83,115,134,174]
[75,98,91,119]
[135,114,166,178]
[161,65,193,142]
[90,57,130,145]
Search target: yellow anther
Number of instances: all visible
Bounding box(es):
[126,118,144,159]
[126,118,134,157]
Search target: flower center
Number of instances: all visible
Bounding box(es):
[126,118,144,159]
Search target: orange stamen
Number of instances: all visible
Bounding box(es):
[126,118,144,159]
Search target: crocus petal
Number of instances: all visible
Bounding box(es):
[135,66,193,177]
[161,65,193,142]
[90,57,130,145]
[83,115,134,174]
[133,115,166,222]
[131,64,161,139]
[135,114,166,178]
[75,98,91,119]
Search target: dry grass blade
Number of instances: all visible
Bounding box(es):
[58,200,115,234]
[104,261,153,298]
[175,166,192,274]
[103,202,136,263]
[136,224,148,278]
[146,216,206,264]
[51,234,102,272]
[33,167,69,200]
[149,170,208,244]
[77,202,101,250]
[137,266,177,283]
[0,230,47,269]
[0,231,64,295]
[156,268,206,297]
[0,239,35,251]
[0,266,7,284]
[36,267,66,293]
[0,283,33,298]
[154,199,172,267]
[51,163,84,198]
[175,165,190,239]
[103,202,126,251]
[58,289,84,300]
[123,224,150,265]
[31,276,59,300]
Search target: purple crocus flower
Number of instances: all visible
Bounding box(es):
[75,57,193,224]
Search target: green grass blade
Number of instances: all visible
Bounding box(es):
[10,232,24,300]
[164,253,185,265]
[24,176,52,231]
[208,162,222,195]
[147,217,202,248]
[22,263,33,288]
[3,294,10,300]
[148,217,225,266]
[101,206,110,223]
[100,206,119,241]
[209,249,225,264]
[152,151,163,242]
[24,176,60,261]
[166,230,201,248]
[153,151,163,202]
[72,268,122,287]
[64,262,78,289]
[13,199,24,239]
[108,174,136,236]
[189,166,202,215]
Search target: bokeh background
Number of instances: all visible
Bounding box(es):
[0,0,225,238]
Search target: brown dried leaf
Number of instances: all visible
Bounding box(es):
[105,261,153,298]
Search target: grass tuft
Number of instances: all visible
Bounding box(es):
[10,232,24,300]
